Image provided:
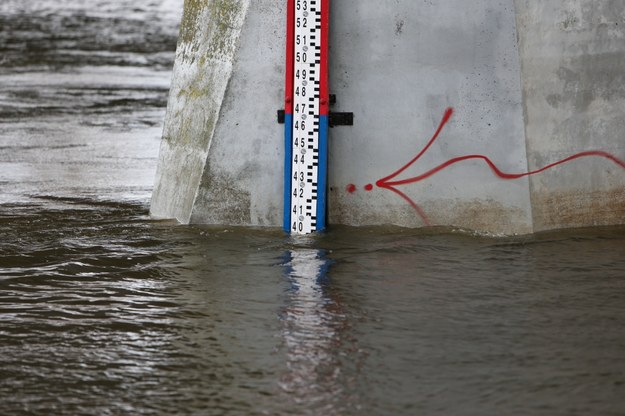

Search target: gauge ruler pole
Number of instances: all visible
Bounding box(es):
[283,0,330,235]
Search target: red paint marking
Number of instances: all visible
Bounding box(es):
[374,107,625,225]
[377,107,454,186]
[364,184,373,191]
[346,184,357,193]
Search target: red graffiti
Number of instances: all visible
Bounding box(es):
[347,183,374,193]
[364,107,625,226]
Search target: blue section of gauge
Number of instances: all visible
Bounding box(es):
[283,113,293,233]
[316,114,329,231]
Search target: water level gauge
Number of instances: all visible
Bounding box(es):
[283,0,329,235]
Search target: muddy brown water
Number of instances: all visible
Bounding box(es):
[1,1,625,415]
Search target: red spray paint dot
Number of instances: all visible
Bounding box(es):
[364,184,373,191]
[346,184,357,193]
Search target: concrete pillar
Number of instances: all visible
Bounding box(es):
[515,0,625,231]
[151,0,625,234]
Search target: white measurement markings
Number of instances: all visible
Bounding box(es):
[291,0,322,235]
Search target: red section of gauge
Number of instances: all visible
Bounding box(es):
[284,0,295,115]
[319,0,329,116]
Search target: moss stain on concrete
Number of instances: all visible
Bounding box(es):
[169,0,248,147]
[178,0,205,46]
[206,0,244,59]
[178,0,245,61]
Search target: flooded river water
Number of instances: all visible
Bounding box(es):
[1,1,625,415]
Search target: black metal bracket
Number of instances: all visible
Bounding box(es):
[329,112,353,127]
[277,94,354,127]
[277,109,286,124]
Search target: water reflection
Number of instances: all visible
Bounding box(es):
[280,246,362,415]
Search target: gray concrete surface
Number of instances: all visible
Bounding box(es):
[515,0,625,231]
[189,0,285,226]
[151,0,625,234]
[327,0,532,235]
[151,0,251,223]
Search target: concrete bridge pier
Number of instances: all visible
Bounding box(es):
[151,0,625,234]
